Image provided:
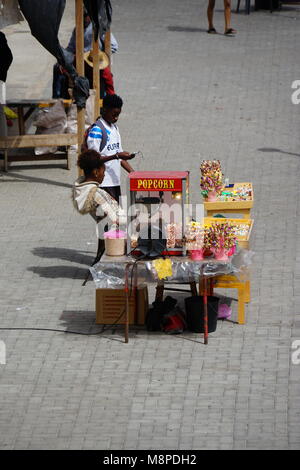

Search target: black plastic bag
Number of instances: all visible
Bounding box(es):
[72,76,90,110]
[0,32,13,82]
[84,0,112,40]
[19,0,68,67]
[146,296,177,332]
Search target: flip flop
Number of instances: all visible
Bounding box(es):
[224,28,237,35]
[207,28,217,34]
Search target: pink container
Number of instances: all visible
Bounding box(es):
[218,304,232,320]
[104,230,127,256]
[189,249,205,260]
[227,245,236,257]
[207,190,218,202]
[213,248,229,261]
[104,230,127,239]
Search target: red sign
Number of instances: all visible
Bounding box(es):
[130,178,183,192]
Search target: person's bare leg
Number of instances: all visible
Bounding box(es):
[207,0,216,31]
[224,0,236,33]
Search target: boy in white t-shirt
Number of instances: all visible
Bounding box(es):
[87,94,135,201]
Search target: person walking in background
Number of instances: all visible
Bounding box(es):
[65,11,117,96]
[53,11,117,99]
[207,0,237,35]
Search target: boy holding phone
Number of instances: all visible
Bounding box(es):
[87,94,135,202]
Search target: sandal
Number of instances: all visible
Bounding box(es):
[224,28,237,35]
[207,28,217,34]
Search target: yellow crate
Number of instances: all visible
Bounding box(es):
[204,182,254,218]
[203,217,254,249]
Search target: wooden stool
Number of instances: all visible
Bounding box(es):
[155,280,198,302]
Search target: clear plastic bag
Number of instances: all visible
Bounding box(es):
[90,249,254,287]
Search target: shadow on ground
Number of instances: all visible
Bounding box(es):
[60,310,130,343]
[0,171,73,188]
[28,265,88,279]
[258,147,300,157]
[168,25,207,32]
[32,247,94,265]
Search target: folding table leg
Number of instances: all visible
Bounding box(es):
[237,286,246,324]
[245,280,251,303]
[155,281,164,301]
[4,149,8,172]
[67,147,71,170]
[190,280,198,296]
[203,277,209,345]
[124,263,131,343]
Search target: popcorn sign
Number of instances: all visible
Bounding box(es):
[131,178,182,191]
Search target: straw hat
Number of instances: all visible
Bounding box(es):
[84,50,110,70]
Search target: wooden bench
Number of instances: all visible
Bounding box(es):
[0,133,77,172]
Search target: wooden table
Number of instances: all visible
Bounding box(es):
[6,99,72,135]
[98,253,236,344]
[1,99,76,171]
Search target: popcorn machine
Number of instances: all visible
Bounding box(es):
[127,171,189,257]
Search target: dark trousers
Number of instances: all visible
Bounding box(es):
[103,185,121,203]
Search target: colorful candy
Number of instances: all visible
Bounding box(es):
[205,221,237,250]
[200,160,224,195]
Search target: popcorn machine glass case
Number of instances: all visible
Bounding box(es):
[127,171,189,257]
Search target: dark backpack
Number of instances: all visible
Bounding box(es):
[146,296,178,332]
[81,118,108,153]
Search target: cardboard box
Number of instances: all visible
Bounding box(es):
[96,284,148,325]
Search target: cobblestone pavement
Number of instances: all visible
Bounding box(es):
[0,0,300,450]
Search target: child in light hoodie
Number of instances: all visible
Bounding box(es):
[72,150,127,249]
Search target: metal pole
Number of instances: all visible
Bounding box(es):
[124,263,131,343]
[203,276,209,345]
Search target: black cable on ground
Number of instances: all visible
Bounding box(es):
[0,327,108,335]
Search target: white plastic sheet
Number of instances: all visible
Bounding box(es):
[90,249,254,288]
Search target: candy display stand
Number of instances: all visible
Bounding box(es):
[204,182,254,218]
[204,217,254,249]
